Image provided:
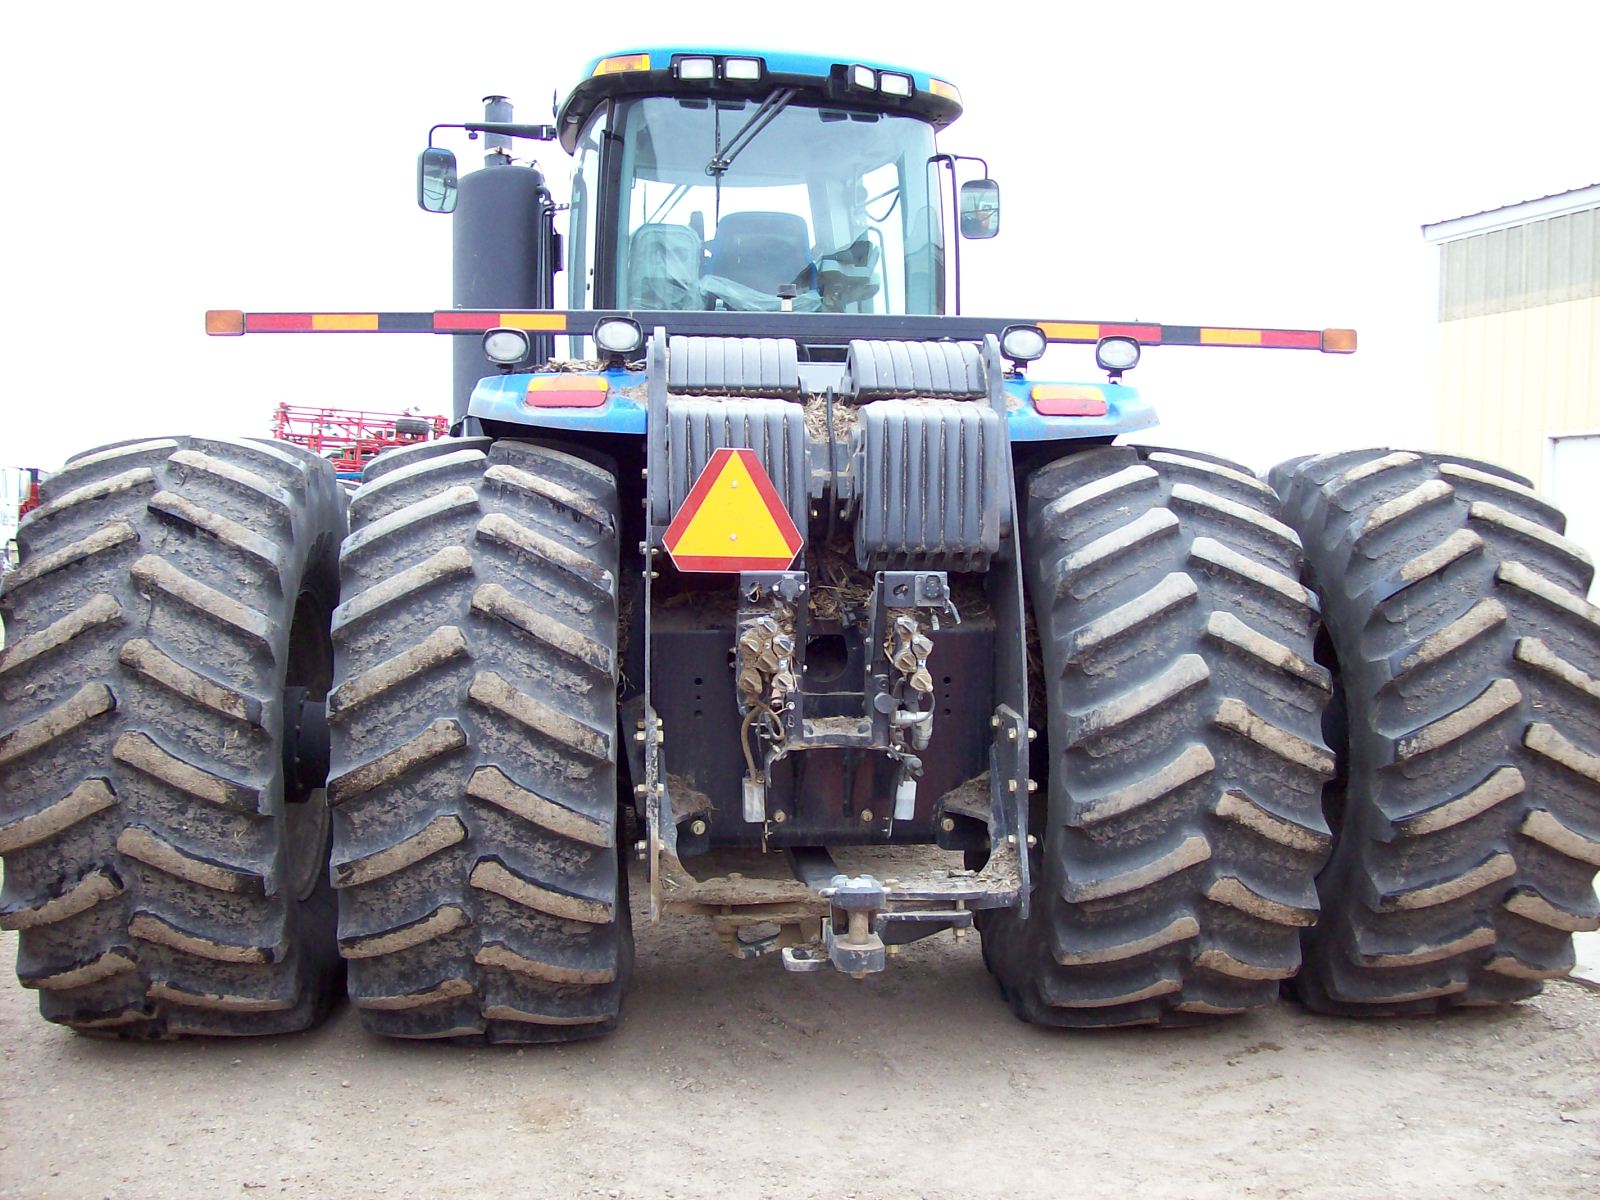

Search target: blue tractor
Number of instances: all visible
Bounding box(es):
[3,48,1595,1042]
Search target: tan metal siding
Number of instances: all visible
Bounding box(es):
[1437,295,1600,487]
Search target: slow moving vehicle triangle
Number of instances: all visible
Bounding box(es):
[663,447,802,573]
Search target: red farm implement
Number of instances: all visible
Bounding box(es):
[271,404,447,479]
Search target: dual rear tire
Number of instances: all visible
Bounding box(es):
[980,444,1600,1024]
[0,434,631,1043]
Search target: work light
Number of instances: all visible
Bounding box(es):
[482,327,531,365]
[1095,336,1140,374]
[593,317,645,356]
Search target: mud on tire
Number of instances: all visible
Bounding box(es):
[1272,449,1600,1013]
[0,436,345,1036]
[980,446,1335,1026]
[328,437,631,1042]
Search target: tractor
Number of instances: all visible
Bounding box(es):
[2,47,1596,1042]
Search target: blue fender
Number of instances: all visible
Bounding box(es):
[467,370,1156,444]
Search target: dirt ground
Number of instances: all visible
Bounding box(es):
[1,876,1597,1200]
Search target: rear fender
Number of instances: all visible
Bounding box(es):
[467,368,647,435]
[467,367,1157,443]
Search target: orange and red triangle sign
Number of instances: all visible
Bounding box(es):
[663,447,803,573]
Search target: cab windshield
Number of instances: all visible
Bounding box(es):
[571,94,945,315]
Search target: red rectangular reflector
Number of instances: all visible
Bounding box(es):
[1260,329,1322,349]
[525,376,608,409]
[433,312,500,332]
[245,313,313,332]
[1100,323,1162,344]
[1032,385,1108,417]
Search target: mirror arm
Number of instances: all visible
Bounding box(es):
[427,121,557,149]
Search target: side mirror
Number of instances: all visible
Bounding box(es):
[417,147,458,213]
[959,179,1000,240]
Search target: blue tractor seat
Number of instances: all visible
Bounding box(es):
[704,211,817,297]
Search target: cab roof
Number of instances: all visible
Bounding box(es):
[556,47,964,152]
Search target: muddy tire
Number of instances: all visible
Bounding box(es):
[329,437,631,1042]
[0,436,345,1036]
[1272,449,1600,1013]
[979,446,1335,1026]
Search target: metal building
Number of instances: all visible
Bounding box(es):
[1423,184,1599,593]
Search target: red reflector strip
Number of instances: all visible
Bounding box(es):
[1032,385,1108,417]
[433,312,500,332]
[524,376,608,408]
[1259,329,1322,349]
[1100,323,1161,343]
[246,313,313,332]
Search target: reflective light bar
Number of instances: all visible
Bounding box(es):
[593,53,650,76]
[206,311,1355,356]
[524,376,608,409]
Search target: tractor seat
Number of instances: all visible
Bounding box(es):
[627,223,704,311]
[704,211,816,298]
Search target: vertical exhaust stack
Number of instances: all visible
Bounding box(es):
[481,94,513,164]
[450,94,554,429]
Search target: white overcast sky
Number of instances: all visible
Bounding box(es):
[3,0,1597,476]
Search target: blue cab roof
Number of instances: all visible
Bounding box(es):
[557,46,964,152]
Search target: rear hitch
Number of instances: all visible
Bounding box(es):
[821,874,887,977]
[776,848,990,977]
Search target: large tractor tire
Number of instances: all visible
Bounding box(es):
[0,436,345,1036]
[1272,449,1600,1013]
[980,446,1335,1026]
[328,437,631,1042]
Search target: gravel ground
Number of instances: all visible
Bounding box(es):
[1,874,1597,1200]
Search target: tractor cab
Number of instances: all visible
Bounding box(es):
[557,50,969,318]
[421,49,1000,407]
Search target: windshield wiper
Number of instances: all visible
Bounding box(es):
[706,88,798,176]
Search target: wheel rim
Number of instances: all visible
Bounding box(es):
[284,584,335,903]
